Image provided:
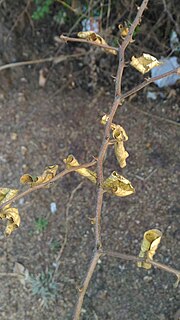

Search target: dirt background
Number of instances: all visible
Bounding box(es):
[0,1,180,319]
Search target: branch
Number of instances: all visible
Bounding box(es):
[59,35,118,53]
[0,53,85,71]
[72,1,150,319]
[0,160,96,210]
[73,251,102,320]
[103,250,180,279]
[122,67,180,100]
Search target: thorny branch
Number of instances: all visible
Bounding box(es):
[72,1,151,319]
[0,0,179,318]
[59,34,119,53]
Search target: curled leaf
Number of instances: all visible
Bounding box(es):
[20,174,38,184]
[77,31,117,55]
[113,126,129,168]
[0,207,20,236]
[0,188,19,208]
[20,165,58,187]
[130,53,161,74]
[118,23,129,38]
[101,115,129,168]
[103,171,135,197]
[101,114,116,130]
[137,229,162,269]
[64,155,97,184]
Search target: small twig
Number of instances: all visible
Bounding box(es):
[121,67,180,101]
[103,250,180,279]
[0,160,96,210]
[59,35,119,53]
[53,181,83,279]
[162,0,180,35]
[6,0,32,41]
[0,53,85,72]
[133,105,180,127]
[55,0,78,14]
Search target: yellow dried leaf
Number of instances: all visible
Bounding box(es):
[20,174,37,184]
[0,188,19,208]
[118,24,129,38]
[100,114,117,130]
[101,116,129,168]
[20,165,58,187]
[77,31,117,55]
[130,53,161,74]
[114,142,129,168]
[0,207,20,236]
[137,229,162,269]
[113,126,129,168]
[103,171,135,197]
[64,155,97,184]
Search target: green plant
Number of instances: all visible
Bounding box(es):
[32,0,54,20]
[35,217,48,233]
[28,270,58,307]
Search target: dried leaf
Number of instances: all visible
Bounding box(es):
[137,229,162,269]
[101,114,116,130]
[0,188,19,208]
[77,31,117,55]
[118,24,129,38]
[20,165,58,187]
[101,116,129,168]
[13,262,30,286]
[0,207,20,236]
[130,53,161,74]
[20,174,37,184]
[103,171,135,197]
[39,68,48,87]
[113,126,129,168]
[64,154,97,183]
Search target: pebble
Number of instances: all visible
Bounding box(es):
[50,202,57,214]
[143,275,153,282]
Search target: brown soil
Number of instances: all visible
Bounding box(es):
[0,3,179,320]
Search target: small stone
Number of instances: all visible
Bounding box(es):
[21,146,27,156]
[11,132,17,140]
[50,202,57,214]
[143,275,153,282]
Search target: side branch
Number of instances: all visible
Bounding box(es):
[59,35,119,53]
[0,160,96,210]
[103,250,180,279]
[122,67,180,100]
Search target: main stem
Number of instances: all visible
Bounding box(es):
[73,1,149,319]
